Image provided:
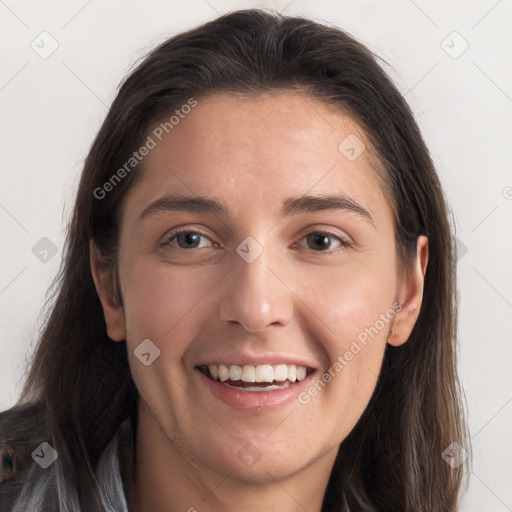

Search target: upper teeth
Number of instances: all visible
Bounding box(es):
[208,364,308,383]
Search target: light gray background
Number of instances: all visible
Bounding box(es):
[0,1,511,510]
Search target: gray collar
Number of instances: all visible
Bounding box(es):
[96,418,134,512]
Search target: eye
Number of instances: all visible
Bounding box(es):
[298,231,354,253]
[160,228,353,253]
[161,229,216,250]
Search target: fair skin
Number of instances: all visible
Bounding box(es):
[91,91,428,512]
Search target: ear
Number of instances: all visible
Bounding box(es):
[387,235,429,347]
[89,240,126,342]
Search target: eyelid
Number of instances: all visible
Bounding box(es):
[160,226,218,248]
[294,229,354,253]
[296,222,354,243]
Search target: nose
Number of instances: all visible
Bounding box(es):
[218,247,294,333]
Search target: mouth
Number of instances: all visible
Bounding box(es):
[197,363,315,392]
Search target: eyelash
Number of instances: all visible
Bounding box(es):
[161,227,354,255]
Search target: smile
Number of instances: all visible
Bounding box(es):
[198,363,311,392]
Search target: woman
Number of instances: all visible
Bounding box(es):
[0,8,468,511]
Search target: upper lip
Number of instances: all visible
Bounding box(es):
[196,352,317,369]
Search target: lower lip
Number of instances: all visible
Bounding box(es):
[197,369,315,411]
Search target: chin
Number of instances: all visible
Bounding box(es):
[186,432,319,483]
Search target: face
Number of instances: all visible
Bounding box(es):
[92,91,427,484]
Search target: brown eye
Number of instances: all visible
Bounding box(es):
[301,231,353,252]
[162,230,214,249]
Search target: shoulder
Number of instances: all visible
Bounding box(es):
[0,401,48,511]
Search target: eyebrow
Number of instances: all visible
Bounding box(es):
[138,192,375,227]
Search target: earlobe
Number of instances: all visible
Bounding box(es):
[89,240,126,342]
[387,236,429,347]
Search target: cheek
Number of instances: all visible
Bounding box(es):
[120,260,213,342]
[119,260,216,410]
[296,255,396,419]
[301,254,397,344]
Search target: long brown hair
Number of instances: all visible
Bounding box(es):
[12,8,468,511]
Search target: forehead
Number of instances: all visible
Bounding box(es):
[123,91,389,224]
